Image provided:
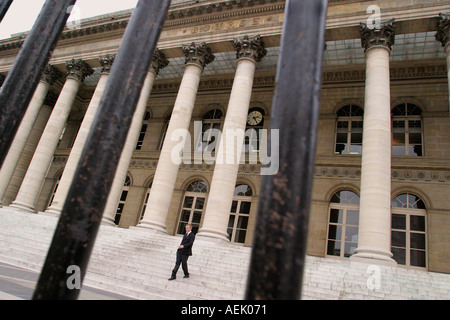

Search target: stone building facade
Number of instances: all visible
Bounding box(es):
[0,0,449,275]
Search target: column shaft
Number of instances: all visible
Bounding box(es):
[102,71,156,224]
[139,64,203,231]
[197,35,266,241]
[352,20,396,265]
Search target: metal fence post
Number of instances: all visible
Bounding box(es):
[245,0,328,300]
[0,0,77,169]
[32,0,170,300]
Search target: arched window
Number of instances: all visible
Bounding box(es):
[177,180,208,235]
[114,175,131,225]
[227,184,253,244]
[335,105,363,155]
[197,109,223,151]
[392,103,423,156]
[327,190,360,258]
[391,193,427,268]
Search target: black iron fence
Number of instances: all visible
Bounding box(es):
[0,0,327,300]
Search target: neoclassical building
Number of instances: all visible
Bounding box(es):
[0,0,449,274]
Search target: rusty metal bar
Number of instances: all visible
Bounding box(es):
[0,0,76,169]
[0,0,13,22]
[245,0,328,300]
[32,0,170,300]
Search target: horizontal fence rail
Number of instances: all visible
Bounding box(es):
[245,0,328,300]
[32,0,170,300]
[0,0,76,169]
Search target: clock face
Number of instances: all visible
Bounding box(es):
[247,110,263,126]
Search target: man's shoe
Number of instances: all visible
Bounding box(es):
[168,277,176,281]
[183,274,189,279]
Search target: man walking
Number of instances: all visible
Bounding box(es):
[169,224,195,280]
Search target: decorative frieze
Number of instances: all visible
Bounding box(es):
[65,59,94,82]
[149,49,169,75]
[436,13,450,48]
[182,42,215,69]
[360,18,396,52]
[234,35,267,62]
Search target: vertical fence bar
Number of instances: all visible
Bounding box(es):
[0,0,13,22]
[32,0,170,300]
[0,0,76,169]
[245,0,328,300]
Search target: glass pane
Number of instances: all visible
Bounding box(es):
[335,133,347,154]
[120,190,128,202]
[391,231,406,248]
[228,215,235,228]
[410,250,426,267]
[227,227,233,240]
[392,214,406,230]
[180,210,191,222]
[410,215,425,232]
[239,202,251,214]
[237,216,249,229]
[410,233,426,250]
[345,226,358,242]
[116,203,124,214]
[391,247,406,265]
[409,133,422,156]
[192,224,199,235]
[344,242,357,257]
[392,194,408,208]
[351,121,363,129]
[195,197,205,210]
[346,210,359,226]
[177,222,187,235]
[329,209,343,224]
[235,229,247,244]
[183,196,194,209]
[350,132,362,154]
[409,194,426,209]
[337,121,349,129]
[392,133,405,156]
[328,225,342,241]
[327,240,341,256]
[192,211,202,224]
[230,201,238,213]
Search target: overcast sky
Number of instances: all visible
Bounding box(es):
[0,0,139,40]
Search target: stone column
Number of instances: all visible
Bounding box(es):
[11,59,93,213]
[436,13,450,111]
[0,65,61,207]
[351,20,396,265]
[102,49,169,225]
[45,55,116,215]
[139,42,215,232]
[197,35,267,241]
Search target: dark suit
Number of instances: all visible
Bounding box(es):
[171,231,195,278]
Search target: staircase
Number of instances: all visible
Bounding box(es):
[0,206,449,300]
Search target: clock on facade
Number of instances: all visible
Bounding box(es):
[247,110,263,126]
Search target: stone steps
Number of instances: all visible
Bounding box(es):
[0,206,449,300]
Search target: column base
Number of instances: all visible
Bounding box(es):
[9,201,36,213]
[196,228,230,243]
[45,205,62,215]
[137,219,168,234]
[101,216,117,226]
[350,246,397,267]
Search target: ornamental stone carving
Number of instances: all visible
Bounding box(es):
[436,13,450,48]
[41,65,62,86]
[233,35,267,62]
[65,58,94,82]
[360,18,396,52]
[150,49,169,75]
[182,42,215,69]
[99,54,116,73]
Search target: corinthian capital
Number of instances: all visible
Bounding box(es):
[99,54,116,73]
[41,65,62,86]
[233,35,267,63]
[65,59,94,82]
[436,13,450,48]
[182,42,215,69]
[360,18,396,52]
[150,49,169,75]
